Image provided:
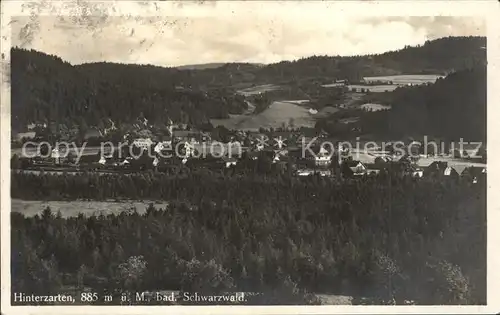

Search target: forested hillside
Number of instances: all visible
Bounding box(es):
[254,36,485,83]
[11,171,486,304]
[11,49,248,131]
[317,66,486,141]
[11,36,485,132]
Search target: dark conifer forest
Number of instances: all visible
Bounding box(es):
[11,170,486,305]
[316,66,486,141]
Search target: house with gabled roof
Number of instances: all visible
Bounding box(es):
[342,160,367,177]
[424,161,459,178]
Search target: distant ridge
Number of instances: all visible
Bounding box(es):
[176,63,226,70]
[176,62,265,70]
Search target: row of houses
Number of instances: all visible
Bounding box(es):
[338,160,485,182]
[14,144,487,184]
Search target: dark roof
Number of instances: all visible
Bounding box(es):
[344,160,363,167]
[462,166,486,177]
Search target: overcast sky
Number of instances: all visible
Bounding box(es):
[10,2,485,67]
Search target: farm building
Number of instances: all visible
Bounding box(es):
[342,160,367,177]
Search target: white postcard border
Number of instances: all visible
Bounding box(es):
[1,1,499,314]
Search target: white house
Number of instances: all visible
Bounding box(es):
[222,157,238,168]
[133,138,153,150]
[154,141,172,154]
[153,157,160,167]
[412,169,424,178]
[51,148,61,165]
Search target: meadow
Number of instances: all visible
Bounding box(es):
[11,199,171,218]
[347,85,398,93]
[363,74,444,85]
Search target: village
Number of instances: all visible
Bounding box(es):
[11,122,487,185]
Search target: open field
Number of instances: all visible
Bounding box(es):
[12,146,109,158]
[211,101,317,131]
[236,84,282,96]
[11,199,170,218]
[363,74,444,85]
[360,103,392,111]
[348,84,398,93]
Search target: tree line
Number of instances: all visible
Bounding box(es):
[11,49,248,132]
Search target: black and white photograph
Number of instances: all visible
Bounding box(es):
[1,0,499,313]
